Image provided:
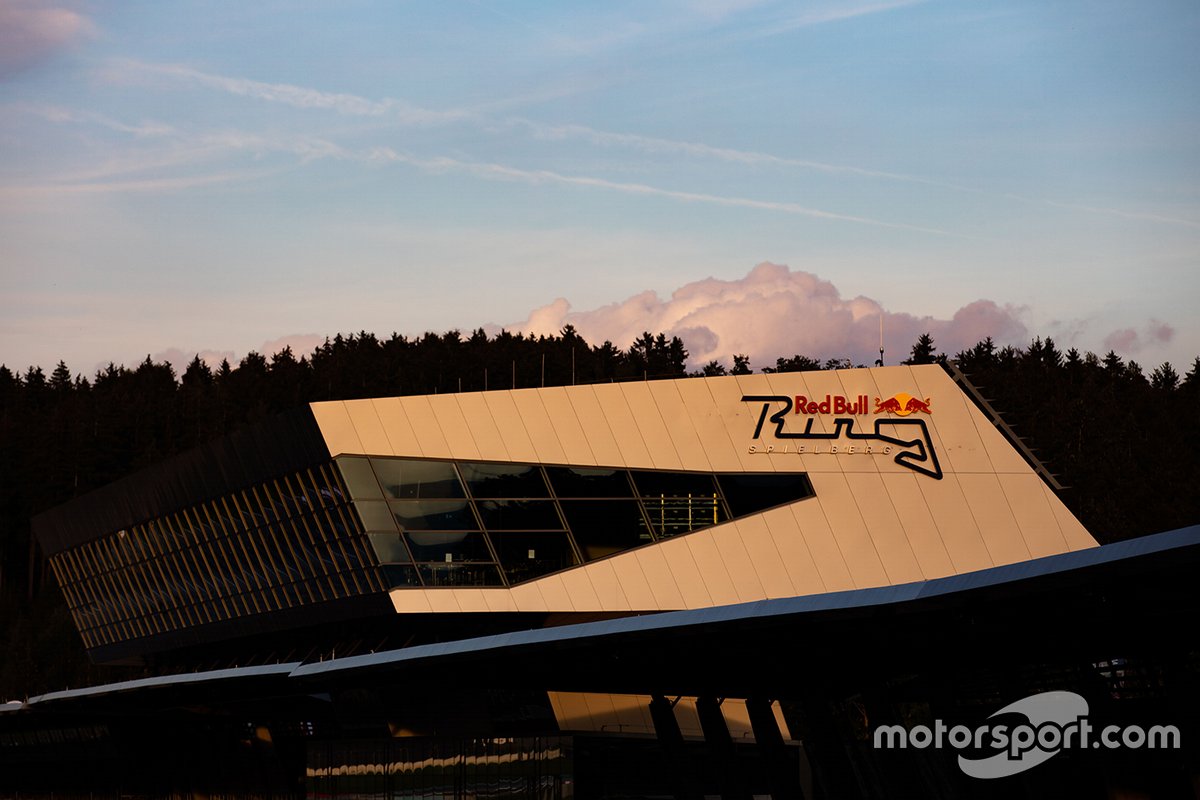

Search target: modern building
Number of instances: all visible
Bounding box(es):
[8,364,1197,799]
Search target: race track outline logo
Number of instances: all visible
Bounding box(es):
[742,394,943,480]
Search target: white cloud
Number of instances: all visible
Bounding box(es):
[117,60,469,125]
[369,148,952,234]
[746,0,927,38]
[508,261,1029,368]
[514,119,951,186]
[152,333,326,375]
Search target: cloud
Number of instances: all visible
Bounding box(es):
[514,119,950,187]
[507,261,1028,368]
[752,0,927,37]
[1147,319,1175,344]
[149,347,236,376]
[1102,319,1176,356]
[91,62,1197,230]
[151,334,326,375]
[118,60,468,125]
[369,148,952,234]
[258,333,328,358]
[0,1,91,79]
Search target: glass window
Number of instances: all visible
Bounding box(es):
[630,470,719,498]
[371,459,464,499]
[546,467,633,498]
[717,473,815,517]
[558,500,653,560]
[381,564,423,588]
[475,499,562,531]
[491,532,578,584]
[368,532,412,563]
[460,463,549,498]
[354,500,398,532]
[414,563,504,587]
[640,493,727,538]
[403,530,493,563]
[336,457,383,499]
[388,499,478,531]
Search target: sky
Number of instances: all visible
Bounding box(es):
[1,0,1197,376]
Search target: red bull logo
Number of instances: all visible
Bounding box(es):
[794,394,870,415]
[874,393,932,416]
[740,393,945,479]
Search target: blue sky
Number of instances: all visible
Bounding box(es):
[1,0,1197,374]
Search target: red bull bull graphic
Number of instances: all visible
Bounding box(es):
[874,393,932,416]
[742,393,943,480]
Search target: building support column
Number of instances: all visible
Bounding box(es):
[649,694,702,800]
[747,696,805,800]
[696,695,751,800]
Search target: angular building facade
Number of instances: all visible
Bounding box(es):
[35,364,1094,667]
[16,364,1195,799]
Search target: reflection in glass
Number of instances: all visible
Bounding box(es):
[402,530,492,562]
[56,460,400,650]
[381,564,422,587]
[546,467,633,497]
[631,470,718,498]
[558,500,651,560]
[476,499,562,530]
[370,459,464,499]
[353,500,397,532]
[460,462,549,498]
[415,563,504,587]
[388,500,478,531]
[492,531,577,583]
[368,532,412,563]
[717,473,815,516]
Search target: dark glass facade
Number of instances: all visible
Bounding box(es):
[43,445,815,660]
[343,456,815,589]
[47,462,385,653]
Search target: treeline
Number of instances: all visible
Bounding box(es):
[949,335,1200,545]
[0,326,1197,697]
[0,328,692,599]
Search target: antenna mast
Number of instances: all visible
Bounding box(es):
[875,313,885,367]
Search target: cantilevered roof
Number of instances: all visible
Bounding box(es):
[293,523,1199,679]
[16,523,1197,713]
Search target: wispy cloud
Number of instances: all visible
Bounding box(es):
[15,96,951,232]
[22,104,175,137]
[113,59,469,125]
[513,118,956,187]
[1010,195,1200,230]
[368,147,954,235]
[2,169,276,198]
[5,104,347,194]
[750,0,927,38]
[61,61,1200,231]
[517,119,1200,230]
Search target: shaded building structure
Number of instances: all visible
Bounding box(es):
[6,364,1197,798]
